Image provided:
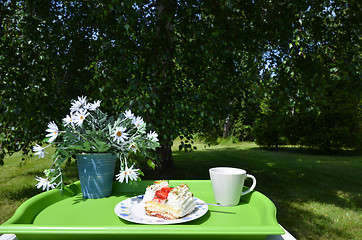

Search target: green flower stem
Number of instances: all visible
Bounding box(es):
[69,125,89,142]
[87,112,98,129]
[128,129,139,140]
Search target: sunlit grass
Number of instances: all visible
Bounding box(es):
[1,141,361,240]
[288,201,361,239]
[0,148,78,224]
[0,151,53,224]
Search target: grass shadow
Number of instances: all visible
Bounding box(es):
[1,185,42,201]
[257,146,362,156]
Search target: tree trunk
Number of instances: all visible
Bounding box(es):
[223,114,231,138]
[154,0,177,169]
[157,141,174,169]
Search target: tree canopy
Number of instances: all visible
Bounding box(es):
[1,0,361,167]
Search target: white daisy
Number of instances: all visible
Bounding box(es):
[74,109,90,126]
[112,126,129,144]
[45,121,59,143]
[70,96,88,113]
[132,116,144,128]
[88,100,101,111]
[129,142,137,153]
[63,113,76,127]
[33,144,47,158]
[147,131,159,142]
[35,176,56,191]
[123,110,134,119]
[115,162,140,183]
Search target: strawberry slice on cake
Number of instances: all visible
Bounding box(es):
[143,180,196,220]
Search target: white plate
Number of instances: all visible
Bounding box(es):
[114,195,209,224]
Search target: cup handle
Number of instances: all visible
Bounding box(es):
[241,174,256,196]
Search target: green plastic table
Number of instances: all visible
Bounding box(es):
[0,180,284,240]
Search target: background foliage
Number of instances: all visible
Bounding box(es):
[0,0,361,167]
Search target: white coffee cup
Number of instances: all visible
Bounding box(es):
[209,167,257,206]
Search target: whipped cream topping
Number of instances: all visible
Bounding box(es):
[167,184,196,217]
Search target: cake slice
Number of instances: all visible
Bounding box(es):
[143,180,196,220]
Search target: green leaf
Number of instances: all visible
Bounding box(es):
[147,159,156,170]
[92,138,111,152]
[83,142,91,152]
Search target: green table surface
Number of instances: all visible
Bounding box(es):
[0,180,284,240]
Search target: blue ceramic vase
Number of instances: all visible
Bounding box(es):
[76,153,117,199]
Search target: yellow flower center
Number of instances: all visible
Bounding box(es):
[117,131,122,137]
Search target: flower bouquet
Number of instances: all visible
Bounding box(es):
[33,96,159,197]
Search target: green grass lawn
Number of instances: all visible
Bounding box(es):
[0,152,52,224]
[1,141,361,240]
